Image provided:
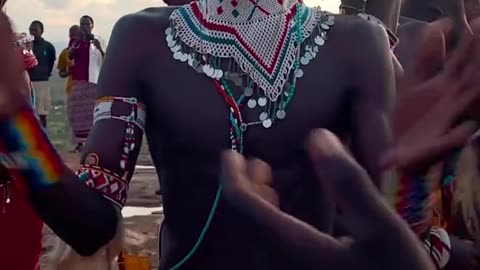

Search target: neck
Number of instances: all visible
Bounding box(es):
[340,0,365,14]
[364,0,402,33]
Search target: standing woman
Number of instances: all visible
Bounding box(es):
[68,15,104,153]
[0,1,44,270]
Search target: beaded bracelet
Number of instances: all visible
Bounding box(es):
[0,106,63,191]
[384,172,435,235]
[422,227,451,269]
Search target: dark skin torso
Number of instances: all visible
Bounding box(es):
[80,6,394,270]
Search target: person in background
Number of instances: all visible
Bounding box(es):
[28,20,56,128]
[58,25,80,96]
[68,15,104,153]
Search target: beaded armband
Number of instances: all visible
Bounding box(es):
[76,164,128,208]
[0,106,63,191]
[422,227,451,269]
[94,96,146,170]
[78,96,147,207]
[94,96,146,131]
[384,172,435,235]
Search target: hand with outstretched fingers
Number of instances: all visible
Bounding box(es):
[387,18,480,174]
[220,129,434,270]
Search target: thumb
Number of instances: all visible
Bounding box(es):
[306,129,382,213]
[220,150,248,187]
[247,158,273,186]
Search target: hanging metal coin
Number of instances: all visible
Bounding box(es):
[315,36,325,46]
[259,112,268,121]
[276,110,286,119]
[295,69,304,78]
[262,119,273,128]
[244,87,254,96]
[247,99,257,108]
[258,97,267,107]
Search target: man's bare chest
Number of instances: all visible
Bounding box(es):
[143,56,350,161]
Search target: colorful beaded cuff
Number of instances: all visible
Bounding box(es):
[76,164,128,208]
[422,227,451,269]
[384,172,434,234]
[0,106,63,191]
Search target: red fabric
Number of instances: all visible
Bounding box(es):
[22,50,38,71]
[0,179,43,270]
[71,40,90,81]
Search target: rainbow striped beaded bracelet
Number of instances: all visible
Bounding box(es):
[0,106,63,191]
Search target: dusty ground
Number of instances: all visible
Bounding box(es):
[61,143,163,269]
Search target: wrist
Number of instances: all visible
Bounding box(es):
[383,170,434,235]
[0,106,63,191]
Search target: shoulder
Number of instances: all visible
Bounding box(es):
[110,7,177,40]
[45,40,55,48]
[107,6,179,61]
[59,48,68,56]
[324,14,392,71]
[329,14,390,51]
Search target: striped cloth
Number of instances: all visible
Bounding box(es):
[67,81,96,144]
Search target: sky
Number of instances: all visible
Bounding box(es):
[5,0,340,47]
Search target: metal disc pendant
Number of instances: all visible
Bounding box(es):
[258,97,267,107]
[300,56,309,65]
[315,36,325,46]
[233,77,243,86]
[295,69,304,78]
[259,112,268,121]
[244,87,253,96]
[240,123,248,132]
[179,53,188,62]
[173,51,182,60]
[262,119,273,128]
[203,65,215,78]
[276,110,286,119]
[172,44,181,52]
[248,99,257,108]
[215,69,224,79]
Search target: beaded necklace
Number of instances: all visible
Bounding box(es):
[166,1,334,268]
[212,3,303,147]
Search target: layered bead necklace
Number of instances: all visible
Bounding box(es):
[165,0,334,268]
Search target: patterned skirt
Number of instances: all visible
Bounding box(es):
[67,81,96,144]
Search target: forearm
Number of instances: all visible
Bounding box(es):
[0,106,118,256]
[31,168,118,256]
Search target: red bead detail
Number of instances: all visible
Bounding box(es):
[231,0,238,7]
[217,6,224,14]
